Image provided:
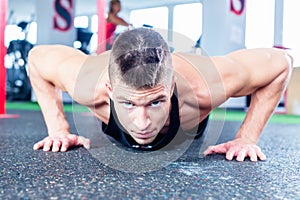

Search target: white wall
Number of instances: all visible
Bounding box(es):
[201,0,246,56]
[36,0,76,46]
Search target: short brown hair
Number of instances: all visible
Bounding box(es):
[109,28,173,90]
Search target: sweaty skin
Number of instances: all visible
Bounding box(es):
[28,45,292,162]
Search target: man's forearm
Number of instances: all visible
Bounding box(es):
[33,81,70,135]
[236,61,291,143]
[235,92,277,143]
[29,57,70,136]
[38,88,70,136]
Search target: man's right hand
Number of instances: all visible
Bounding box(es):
[33,134,90,152]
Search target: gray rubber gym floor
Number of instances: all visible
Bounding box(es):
[1,109,299,199]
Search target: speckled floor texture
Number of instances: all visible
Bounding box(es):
[1,110,299,200]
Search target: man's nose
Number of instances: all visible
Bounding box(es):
[132,107,151,131]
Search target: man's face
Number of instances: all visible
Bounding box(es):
[107,82,174,145]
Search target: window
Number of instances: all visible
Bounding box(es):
[130,7,168,29]
[245,0,275,48]
[74,16,89,28]
[91,14,98,33]
[27,22,37,44]
[89,14,99,53]
[283,0,300,66]
[283,0,300,48]
[174,3,203,42]
[5,22,37,46]
[5,25,22,47]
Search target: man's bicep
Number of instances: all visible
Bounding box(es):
[30,45,78,76]
[32,45,87,89]
[217,48,291,97]
[225,48,286,76]
[226,48,290,87]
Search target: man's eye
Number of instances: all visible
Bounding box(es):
[123,102,134,108]
[150,101,161,107]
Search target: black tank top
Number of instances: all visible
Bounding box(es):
[102,91,209,151]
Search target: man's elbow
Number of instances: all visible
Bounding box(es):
[28,45,48,77]
[28,46,42,65]
[276,50,293,85]
[283,51,293,77]
[28,45,50,69]
[28,46,37,70]
[272,48,293,71]
[286,52,294,70]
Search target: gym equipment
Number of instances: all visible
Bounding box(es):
[76,28,93,54]
[5,17,34,101]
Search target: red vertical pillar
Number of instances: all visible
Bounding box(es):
[0,0,7,115]
[97,0,107,54]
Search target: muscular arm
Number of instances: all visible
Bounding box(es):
[204,48,293,161]
[28,45,90,152]
[227,48,292,142]
[108,14,130,26]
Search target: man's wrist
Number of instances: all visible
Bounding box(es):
[48,129,70,137]
[235,133,259,144]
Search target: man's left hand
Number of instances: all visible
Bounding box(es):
[203,138,267,162]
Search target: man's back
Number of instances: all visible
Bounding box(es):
[29,35,291,162]
[29,45,291,131]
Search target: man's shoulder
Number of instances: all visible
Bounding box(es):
[172,52,214,70]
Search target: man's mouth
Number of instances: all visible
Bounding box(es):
[133,131,155,139]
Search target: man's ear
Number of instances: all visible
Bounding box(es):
[105,80,113,99]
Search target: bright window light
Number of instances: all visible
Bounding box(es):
[283,0,300,48]
[74,16,89,28]
[245,0,275,48]
[91,14,98,33]
[5,25,22,47]
[27,22,37,44]
[130,7,168,29]
[174,3,203,42]
[283,0,300,66]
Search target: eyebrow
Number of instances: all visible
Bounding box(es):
[116,94,168,104]
[150,95,168,102]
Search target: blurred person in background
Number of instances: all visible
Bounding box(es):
[106,0,131,50]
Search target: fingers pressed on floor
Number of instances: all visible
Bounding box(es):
[52,140,62,152]
[43,140,53,151]
[33,141,43,150]
[248,149,258,162]
[226,149,236,161]
[236,149,246,162]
